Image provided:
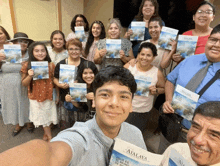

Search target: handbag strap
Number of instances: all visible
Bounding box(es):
[198,69,220,97]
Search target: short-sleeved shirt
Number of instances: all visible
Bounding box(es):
[54,57,87,101]
[51,116,147,166]
[167,53,220,108]
[97,38,132,69]
[21,62,55,102]
[183,30,210,55]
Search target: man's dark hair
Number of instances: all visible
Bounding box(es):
[193,101,220,120]
[93,66,137,98]
[148,16,163,27]
[210,24,220,36]
[138,42,157,57]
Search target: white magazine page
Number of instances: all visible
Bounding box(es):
[3,44,22,64]
[176,35,198,58]
[130,21,145,41]
[31,61,49,80]
[69,83,87,102]
[75,26,86,42]
[171,84,199,121]
[134,75,152,97]
[109,138,163,166]
[106,39,121,58]
[158,27,179,50]
[59,64,76,84]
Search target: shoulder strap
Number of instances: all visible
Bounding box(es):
[198,69,220,97]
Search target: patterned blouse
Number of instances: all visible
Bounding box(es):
[21,62,55,102]
[97,38,132,69]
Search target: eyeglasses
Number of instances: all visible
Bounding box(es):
[68,48,81,52]
[208,37,220,44]
[76,20,84,23]
[197,10,213,15]
[17,39,29,44]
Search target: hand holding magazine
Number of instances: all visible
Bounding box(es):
[106,39,121,58]
[31,61,49,80]
[130,21,145,41]
[3,44,22,63]
[158,27,179,50]
[69,83,87,102]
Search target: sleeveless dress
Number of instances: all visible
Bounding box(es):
[1,52,29,126]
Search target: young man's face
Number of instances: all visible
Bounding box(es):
[187,114,220,165]
[93,81,133,130]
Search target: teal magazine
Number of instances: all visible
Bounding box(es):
[130,21,145,41]
[3,44,22,63]
[31,61,49,80]
[106,39,121,58]
[158,27,179,50]
[59,64,76,84]
[69,83,87,102]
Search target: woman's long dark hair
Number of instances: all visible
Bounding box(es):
[84,20,106,58]
[135,0,159,21]
[27,42,51,92]
[76,61,98,90]
[0,26,11,41]
[70,14,89,33]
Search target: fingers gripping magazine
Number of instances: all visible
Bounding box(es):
[130,21,145,41]
[176,35,198,58]
[31,61,49,80]
[69,83,87,102]
[109,138,163,166]
[3,44,22,63]
[171,84,199,122]
[106,39,121,58]
[158,27,179,50]
[134,76,152,97]
[59,64,76,84]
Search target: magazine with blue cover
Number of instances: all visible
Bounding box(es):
[171,84,199,122]
[3,44,22,63]
[59,64,76,84]
[168,149,194,166]
[158,27,179,50]
[75,26,87,42]
[130,21,145,41]
[109,138,163,166]
[106,39,121,58]
[31,61,49,80]
[176,35,198,58]
[69,83,87,102]
[134,75,152,97]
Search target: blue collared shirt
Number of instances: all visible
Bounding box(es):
[167,53,220,108]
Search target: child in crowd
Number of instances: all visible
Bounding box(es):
[21,42,58,141]
[65,61,98,121]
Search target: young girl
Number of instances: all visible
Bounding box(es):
[65,61,98,121]
[21,42,58,141]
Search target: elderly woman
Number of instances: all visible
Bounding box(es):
[66,14,89,42]
[53,38,87,129]
[0,32,34,136]
[173,1,215,63]
[124,0,165,57]
[94,18,134,69]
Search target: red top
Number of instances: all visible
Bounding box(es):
[183,30,210,55]
[21,62,55,102]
